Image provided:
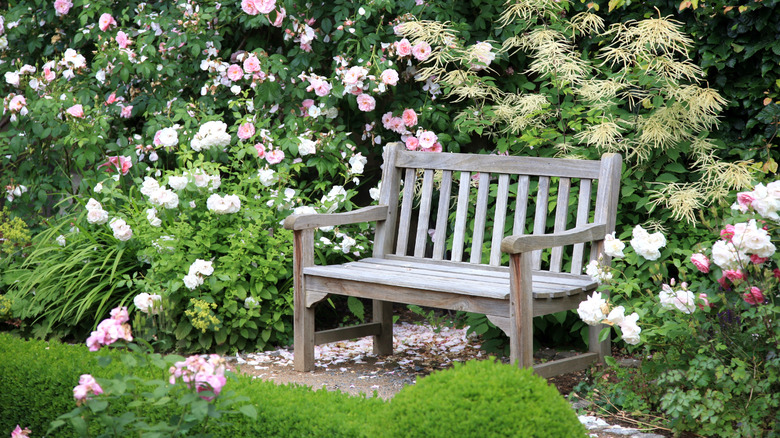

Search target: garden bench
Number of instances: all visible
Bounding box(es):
[283,142,622,377]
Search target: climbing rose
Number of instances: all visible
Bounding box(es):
[395,38,412,57]
[412,41,432,61]
[743,287,765,305]
[237,122,255,140]
[66,104,84,118]
[116,30,131,48]
[54,0,73,16]
[98,13,116,31]
[402,109,417,127]
[227,64,243,81]
[356,93,376,112]
[690,253,710,273]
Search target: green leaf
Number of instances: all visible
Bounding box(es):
[239,404,258,419]
[89,400,109,413]
[604,355,618,367]
[347,296,365,321]
[598,326,611,342]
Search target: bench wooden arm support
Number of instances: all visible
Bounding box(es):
[283,205,389,231]
[500,223,607,255]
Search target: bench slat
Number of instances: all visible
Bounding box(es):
[395,168,417,256]
[451,171,471,262]
[373,144,403,257]
[513,175,530,236]
[432,170,453,260]
[414,169,435,257]
[570,179,592,274]
[489,174,511,266]
[549,177,571,272]
[395,150,602,178]
[470,172,491,264]
[532,176,550,270]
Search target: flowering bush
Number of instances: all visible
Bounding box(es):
[576,183,780,436]
[51,306,255,436]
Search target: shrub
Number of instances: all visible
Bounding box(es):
[385,358,587,438]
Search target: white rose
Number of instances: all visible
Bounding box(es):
[182,274,202,290]
[244,297,259,309]
[4,71,20,87]
[293,205,317,216]
[189,259,214,276]
[577,292,608,326]
[140,177,160,197]
[258,168,277,186]
[158,127,179,147]
[134,293,162,314]
[86,208,109,224]
[56,234,66,246]
[349,153,367,174]
[603,232,625,258]
[585,259,612,283]
[146,208,162,227]
[606,305,625,326]
[298,138,317,156]
[223,194,241,213]
[109,218,133,241]
[86,198,102,211]
[711,240,747,271]
[618,313,641,345]
[167,175,188,190]
[369,182,382,201]
[94,182,103,193]
[339,235,357,253]
[659,285,695,314]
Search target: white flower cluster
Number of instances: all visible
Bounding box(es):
[577,292,641,345]
[629,225,666,261]
[5,184,27,202]
[191,120,231,152]
[348,153,367,175]
[267,188,296,210]
[183,259,214,290]
[658,282,695,314]
[369,181,382,201]
[146,207,162,227]
[603,232,625,258]
[297,136,317,156]
[165,169,221,192]
[321,185,347,213]
[109,217,133,241]
[318,232,362,255]
[85,198,109,224]
[732,181,780,221]
[140,177,179,209]
[585,259,612,283]
[133,292,162,315]
[712,219,775,270]
[257,168,277,187]
[206,193,241,214]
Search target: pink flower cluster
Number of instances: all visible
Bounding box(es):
[303,73,332,97]
[169,354,227,401]
[10,425,31,438]
[98,155,133,175]
[382,109,417,134]
[241,0,276,15]
[85,306,133,351]
[394,38,432,61]
[405,130,441,152]
[73,374,104,404]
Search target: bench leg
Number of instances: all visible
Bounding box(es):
[293,229,315,372]
[588,322,610,362]
[372,300,393,355]
[509,253,534,368]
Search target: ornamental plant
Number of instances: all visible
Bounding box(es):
[50,306,257,437]
[576,184,780,436]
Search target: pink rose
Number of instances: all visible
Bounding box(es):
[395,38,412,57]
[66,104,84,118]
[717,274,730,290]
[401,109,418,127]
[254,143,266,158]
[105,92,117,105]
[241,0,260,15]
[243,54,261,73]
[237,122,255,140]
[388,117,405,133]
[412,41,432,61]
[44,66,56,82]
[720,224,735,241]
[313,80,332,97]
[227,64,243,81]
[736,192,754,209]
[356,93,376,112]
[697,293,713,310]
[743,287,765,305]
[302,99,314,108]
[418,130,438,149]
[265,149,285,164]
[381,112,393,129]
[380,69,399,86]
[8,95,26,113]
[690,253,709,273]
[426,142,442,152]
[98,13,116,32]
[116,30,131,48]
[111,306,130,323]
[99,155,133,175]
[255,0,276,14]
[404,136,419,151]
[54,0,73,16]
[723,269,745,281]
[271,7,286,27]
[750,254,768,264]
[120,105,133,118]
[11,425,31,438]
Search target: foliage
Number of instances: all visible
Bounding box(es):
[386,358,587,437]
[0,207,31,292]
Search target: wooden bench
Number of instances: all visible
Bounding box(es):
[283,142,622,377]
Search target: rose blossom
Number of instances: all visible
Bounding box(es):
[401,109,418,127]
[116,30,131,48]
[227,64,243,81]
[395,38,412,57]
[54,0,73,16]
[237,122,255,140]
[690,253,710,273]
[11,425,31,438]
[8,95,26,113]
[603,232,625,258]
[418,130,438,149]
[243,54,261,73]
[412,41,432,61]
[134,292,162,314]
[743,286,765,305]
[66,104,84,118]
[405,136,419,151]
[120,105,133,118]
[265,149,284,164]
[356,93,376,112]
[576,292,607,325]
[697,293,713,310]
[98,13,116,31]
[254,143,266,158]
[380,69,399,86]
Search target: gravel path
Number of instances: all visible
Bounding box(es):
[226,322,667,438]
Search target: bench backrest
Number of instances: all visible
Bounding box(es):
[373,143,622,275]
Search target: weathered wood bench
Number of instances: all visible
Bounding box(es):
[283,142,622,377]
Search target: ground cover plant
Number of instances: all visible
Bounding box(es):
[1,0,780,436]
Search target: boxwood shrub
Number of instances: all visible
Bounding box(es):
[386,358,587,438]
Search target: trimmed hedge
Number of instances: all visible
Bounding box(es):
[0,334,583,437]
[386,358,587,437]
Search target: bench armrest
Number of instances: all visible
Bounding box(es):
[283,205,389,231]
[500,223,607,254]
